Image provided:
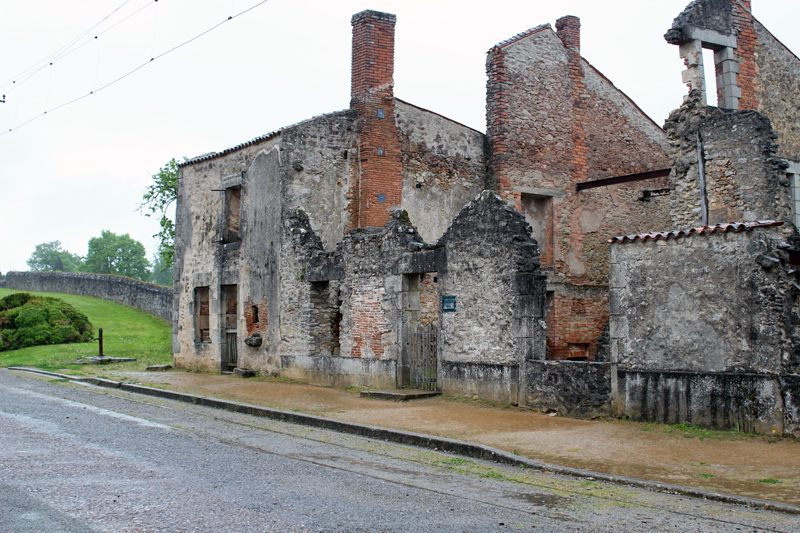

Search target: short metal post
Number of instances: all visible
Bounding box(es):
[98,328,104,356]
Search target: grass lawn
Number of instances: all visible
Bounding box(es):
[0,288,172,372]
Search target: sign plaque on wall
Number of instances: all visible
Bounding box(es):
[441,295,456,313]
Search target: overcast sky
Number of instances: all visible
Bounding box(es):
[1,0,798,274]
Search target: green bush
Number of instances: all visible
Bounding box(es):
[0,293,93,351]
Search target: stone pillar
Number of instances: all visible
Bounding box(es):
[680,39,707,104]
[714,47,741,109]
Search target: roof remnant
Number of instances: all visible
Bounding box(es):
[608,220,784,244]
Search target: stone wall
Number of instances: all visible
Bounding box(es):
[609,222,800,434]
[525,361,611,419]
[753,19,800,161]
[173,111,356,372]
[5,271,172,322]
[665,0,800,160]
[664,91,791,229]
[395,99,487,243]
[484,18,671,361]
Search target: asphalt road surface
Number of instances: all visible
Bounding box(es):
[1,369,798,533]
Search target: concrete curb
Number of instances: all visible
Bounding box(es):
[10,366,800,516]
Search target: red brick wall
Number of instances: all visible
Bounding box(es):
[349,277,387,359]
[732,0,758,110]
[244,297,268,337]
[349,11,403,230]
[547,290,608,361]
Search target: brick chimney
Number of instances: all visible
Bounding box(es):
[555,15,580,54]
[351,10,396,106]
[348,10,403,229]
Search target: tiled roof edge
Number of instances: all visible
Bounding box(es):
[489,23,551,51]
[179,109,354,167]
[608,220,784,244]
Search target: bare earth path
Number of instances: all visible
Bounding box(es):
[54,368,800,507]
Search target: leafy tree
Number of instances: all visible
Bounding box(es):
[149,253,173,287]
[81,230,151,281]
[27,241,82,272]
[140,158,180,269]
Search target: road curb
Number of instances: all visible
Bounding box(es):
[10,366,800,516]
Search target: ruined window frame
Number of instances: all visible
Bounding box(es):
[194,286,211,344]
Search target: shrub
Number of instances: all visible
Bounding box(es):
[0,293,93,351]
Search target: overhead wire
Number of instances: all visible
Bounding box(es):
[0,0,157,94]
[0,0,138,89]
[0,0,271,136]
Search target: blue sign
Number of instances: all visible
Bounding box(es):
[378,193,386,203]
[442,295,456,313]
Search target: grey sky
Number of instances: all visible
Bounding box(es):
[1,0,797,273]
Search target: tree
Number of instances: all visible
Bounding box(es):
[149,253,173,287]
[81,230,151,281]
[140,158,180,269]
[27,241,82,272]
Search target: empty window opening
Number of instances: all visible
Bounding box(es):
[310,281,341,356]
[223,186,242,244]
[520,194,554,268]
[702,48,719,107]
[194,287,210,343]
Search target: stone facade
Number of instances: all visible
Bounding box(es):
[609,223,800,435]
[485,18,672,360]
[664,90,792,228]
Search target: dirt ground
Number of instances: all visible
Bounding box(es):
[62,367,800,506]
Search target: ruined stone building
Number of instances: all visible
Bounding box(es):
[607,0,800,435]
[172,0,800,433]
[172,9,668,403]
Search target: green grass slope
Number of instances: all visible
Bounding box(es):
[0,288,172,371]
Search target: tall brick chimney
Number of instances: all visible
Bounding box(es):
[348,10,403,229]
[351,10,396,105]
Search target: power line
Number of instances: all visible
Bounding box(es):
[0,0,271,137]
[0,0,157,94]
[0,0,142,89]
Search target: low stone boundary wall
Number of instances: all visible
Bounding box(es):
[4,271,172,323]
[439,361,519,404]
[616,369,788,435]
[525,361,612,418]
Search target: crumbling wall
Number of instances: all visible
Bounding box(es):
[395,99,487,243]
[665,0,800,159]
[609,222,800,434]
[753,20,800,160]
[665,91,791,228]
[437,191,546,403]
[279,112,357,250]
[173,113,355,373]
[484,19,671,361]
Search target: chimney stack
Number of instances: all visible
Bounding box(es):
[347,10,403,230]
[556,15,581,53]
[351,10,397,106]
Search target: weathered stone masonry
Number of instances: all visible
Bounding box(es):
[609,223,800,435]
[485,18,672,361]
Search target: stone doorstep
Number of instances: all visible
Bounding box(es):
[359,389,441,401]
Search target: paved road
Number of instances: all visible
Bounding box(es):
[1,370,798,533]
